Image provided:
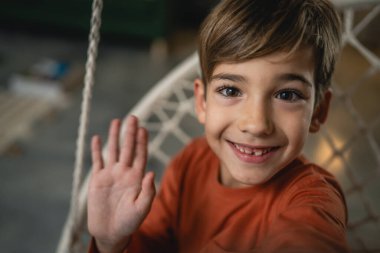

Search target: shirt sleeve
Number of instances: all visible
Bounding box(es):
[258,175,349,253]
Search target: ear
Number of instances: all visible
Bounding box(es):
[194,78,207,124]
[309,89,332,133]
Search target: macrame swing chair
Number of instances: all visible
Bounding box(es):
[56,0,380,252]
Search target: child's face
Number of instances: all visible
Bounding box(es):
[194,47,331,188]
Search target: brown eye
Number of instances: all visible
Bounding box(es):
[218,86,242,97]
[275,90,304,102]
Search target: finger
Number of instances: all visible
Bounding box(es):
[135,172,156,212]
[120,115,138,167]
[108,119,121,164]
[132,127,148,171]
[91,135,104,171]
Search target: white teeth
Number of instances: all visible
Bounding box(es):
[234,144,271,156]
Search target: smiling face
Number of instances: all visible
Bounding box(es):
[194,48,331,188]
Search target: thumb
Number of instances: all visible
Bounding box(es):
[136,171,156,213]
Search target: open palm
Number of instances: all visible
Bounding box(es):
[87,116,155,253]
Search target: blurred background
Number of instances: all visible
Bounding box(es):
[0,1,379,253]
[0,0,215,252]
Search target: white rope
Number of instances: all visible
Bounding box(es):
[56,0,103,252]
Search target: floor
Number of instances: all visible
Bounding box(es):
[1,6,380,252]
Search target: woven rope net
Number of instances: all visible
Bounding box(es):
[58,1,380,252]
[320,2,380,251]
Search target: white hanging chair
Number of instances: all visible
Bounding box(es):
[57,0,380,252]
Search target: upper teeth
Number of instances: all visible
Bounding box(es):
[234,144,271,156]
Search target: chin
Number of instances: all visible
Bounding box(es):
[231,171,272,187]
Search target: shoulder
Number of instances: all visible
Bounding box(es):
[170,137,215,167]
[164,136,216,180]
[284,157,344,199]
[275,157,348,225]
[262,159,350,250]
[181,137,213,157]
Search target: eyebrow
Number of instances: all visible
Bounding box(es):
[277,73,313,88]
[211,72,313,87]
[210,73,247,83]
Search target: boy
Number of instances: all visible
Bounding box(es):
[88,0,349,252]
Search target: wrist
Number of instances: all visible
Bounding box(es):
[94,237,130,253]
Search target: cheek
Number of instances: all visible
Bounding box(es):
[205,103,231,136]
[275,107,313,145]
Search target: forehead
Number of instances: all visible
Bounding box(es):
[209,46,316,86]
[211,47,316,83]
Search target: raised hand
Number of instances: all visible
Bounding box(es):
[87,115,155,253]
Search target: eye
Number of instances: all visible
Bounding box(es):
[275,89,305,102]
[217,86,242,97]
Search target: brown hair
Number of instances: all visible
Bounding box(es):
[198,0,342,104]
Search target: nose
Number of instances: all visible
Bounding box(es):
[237,99,274,136]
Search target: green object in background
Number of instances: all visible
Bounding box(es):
[0,0,171,40]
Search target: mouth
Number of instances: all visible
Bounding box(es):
[233,143,273,156]
[227,141,280,163]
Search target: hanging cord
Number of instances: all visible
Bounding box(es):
[56,0,103,252]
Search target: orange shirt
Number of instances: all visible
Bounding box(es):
[91,137,349,253]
